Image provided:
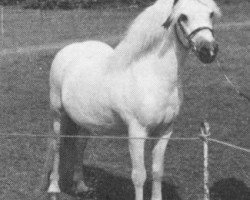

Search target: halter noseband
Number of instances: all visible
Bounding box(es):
[176,18,214,50]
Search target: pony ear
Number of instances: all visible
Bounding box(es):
[162,16,173,29]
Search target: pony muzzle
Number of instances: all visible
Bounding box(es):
[194,40,219,64]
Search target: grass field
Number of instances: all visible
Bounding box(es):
[1,1,250,50]
[0,2,250,200]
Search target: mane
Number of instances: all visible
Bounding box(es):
[109,0,175,69]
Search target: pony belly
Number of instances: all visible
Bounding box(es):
[80,120,128,136]
[63,98,128,135]
[62,81,127,135]
[62,91,113,125]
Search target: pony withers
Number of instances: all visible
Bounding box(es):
[39,0,221,199]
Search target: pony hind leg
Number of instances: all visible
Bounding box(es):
[58,114,90,196]
[43,108,88,197]
[72,135,91,195]
[36,132,58,196]
[36,88,62,197]
[44,83,63,196]
[46,109,64,196]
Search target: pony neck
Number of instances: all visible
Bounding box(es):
[108,25,188,74]
[145,27,188,92]
[158,26,189,68]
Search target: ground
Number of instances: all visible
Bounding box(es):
[0,2,250,200]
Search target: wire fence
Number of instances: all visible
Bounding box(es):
[0,121,249,200]
[0,131,249,153]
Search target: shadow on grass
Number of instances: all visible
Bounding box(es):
[210,178,250,200]
[74,165,183,200]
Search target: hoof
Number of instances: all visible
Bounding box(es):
[48,181,61,193]
[76,181,92,193]
[49,193,59,200]
[72,181,93,196]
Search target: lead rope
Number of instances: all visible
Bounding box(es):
[216,59,250,102]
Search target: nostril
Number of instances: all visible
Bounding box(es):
[198,44,217,64]
[200,46,210,56]
[196,41,219,63]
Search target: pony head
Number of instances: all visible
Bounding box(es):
[163,0,221,64]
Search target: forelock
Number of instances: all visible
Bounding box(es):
[174,0,221,15]
[197,0,221,16]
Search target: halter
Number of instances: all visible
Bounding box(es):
[175,18,214,51]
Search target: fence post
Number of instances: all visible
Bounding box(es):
[200,121,211,200]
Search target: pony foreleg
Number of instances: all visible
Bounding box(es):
[128,121,147,200]
[151,128,173,200]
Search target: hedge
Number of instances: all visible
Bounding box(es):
[0,0,247,9]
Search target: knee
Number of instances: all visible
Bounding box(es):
[152,164,164,182]
[53,120,61,134]
[131,168,146,187]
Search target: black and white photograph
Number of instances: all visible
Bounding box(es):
[0,0,249,199]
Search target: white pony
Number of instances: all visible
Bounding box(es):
[39,0,221,199]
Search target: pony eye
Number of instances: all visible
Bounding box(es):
[179,14,188,22]
[210,12,214,18]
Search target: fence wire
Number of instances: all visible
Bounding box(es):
[0,132,249,153]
